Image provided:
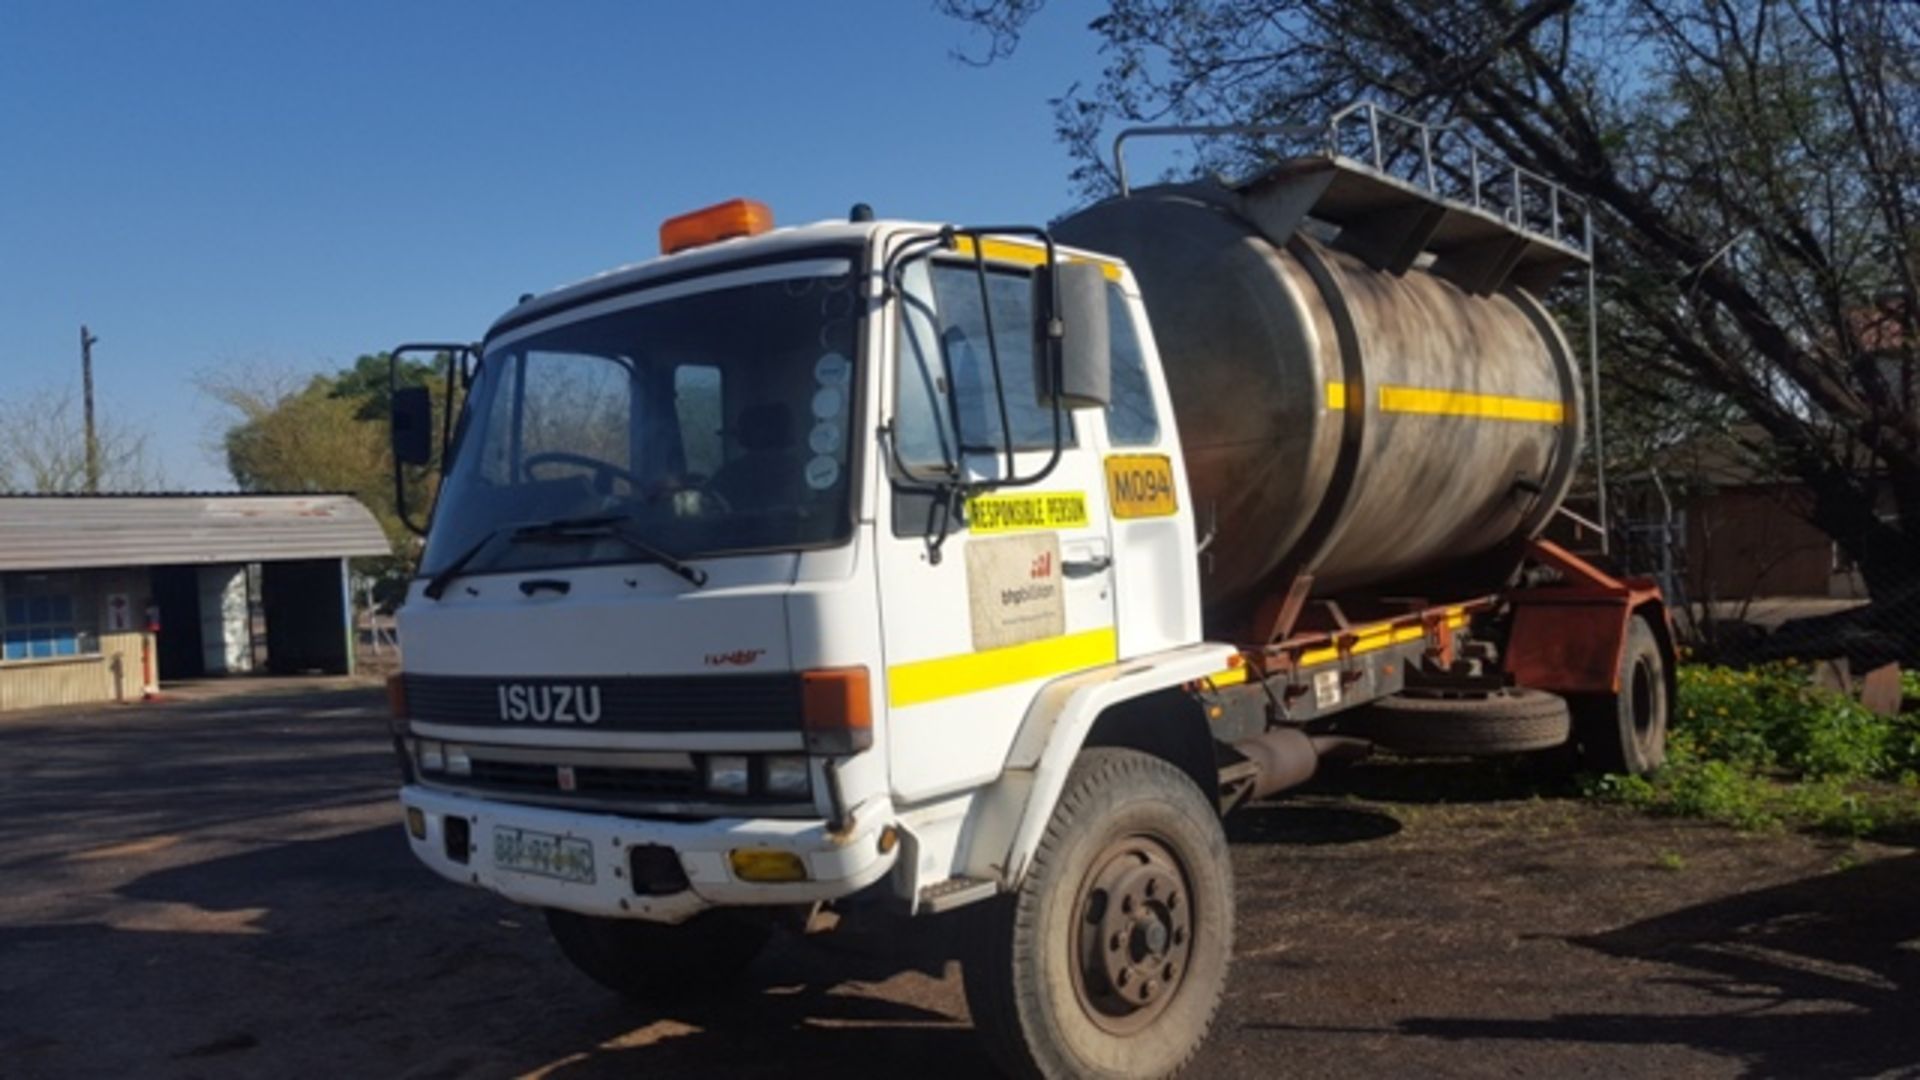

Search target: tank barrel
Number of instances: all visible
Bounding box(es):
[1056,155,1585,627]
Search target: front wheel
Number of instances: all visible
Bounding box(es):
[962,748,1233,1079]
[545,908,770,1004]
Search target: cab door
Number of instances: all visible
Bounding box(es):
[1093,276,1203,659]
[876,249,1118,803]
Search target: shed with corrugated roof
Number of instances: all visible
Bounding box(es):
[0,493,390,710]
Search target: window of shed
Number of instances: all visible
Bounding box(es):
[1,573,100,662]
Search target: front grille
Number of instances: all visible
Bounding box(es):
[404,673,804,733]
[461,758,702,801]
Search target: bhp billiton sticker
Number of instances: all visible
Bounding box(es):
[967,491,1089,534]
[1105,454,1178,519]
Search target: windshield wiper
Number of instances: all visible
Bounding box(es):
[512,513,709,588]
[421,527,510,600]
[420,513,708,601]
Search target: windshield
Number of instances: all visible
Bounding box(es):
[420,258,861,577]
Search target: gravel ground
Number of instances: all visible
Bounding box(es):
[2,682,1915,1079]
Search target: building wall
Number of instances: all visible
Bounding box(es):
[1685,486,1867,601]
[0,567,150,712]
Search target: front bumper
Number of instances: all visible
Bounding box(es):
[400,785,899,923]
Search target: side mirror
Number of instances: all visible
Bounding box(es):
[1033,261,1111,410]
[391,385,433,466]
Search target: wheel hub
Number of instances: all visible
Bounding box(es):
[1073,835,1194,1034]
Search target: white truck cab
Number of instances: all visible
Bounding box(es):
[390,202,1235,1077]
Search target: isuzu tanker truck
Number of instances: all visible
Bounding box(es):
[384,104,1673,1078]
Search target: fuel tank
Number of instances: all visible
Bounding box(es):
[1056,174,1583,623]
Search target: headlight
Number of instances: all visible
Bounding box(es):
[703,754,750,796]
[763,755,811,798]
[446,745,472,777]
[418,740,446,772]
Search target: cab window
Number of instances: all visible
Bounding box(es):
[1104,285,1161,447]
[895,261,1074,470]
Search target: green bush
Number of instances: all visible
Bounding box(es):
[1589,662,1920,838]
[1673,663,1919,780]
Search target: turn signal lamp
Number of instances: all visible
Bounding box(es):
[801,666,872,754]
[730,848,809,883]
[660,198,774,254]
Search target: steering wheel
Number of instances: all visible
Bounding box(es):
[522,451,642,494]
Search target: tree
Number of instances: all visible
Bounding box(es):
[0,385,161,493]
[942,0,1920,597]
[201,353,452,601]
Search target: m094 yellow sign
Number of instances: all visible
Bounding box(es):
[1105,454,1179,518]
[967,491,1091,534]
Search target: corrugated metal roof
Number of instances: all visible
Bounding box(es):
[0,494,393,571]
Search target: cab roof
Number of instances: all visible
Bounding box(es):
[484,220,884,343]
[484,218,1130,344]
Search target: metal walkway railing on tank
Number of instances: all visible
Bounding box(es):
[1322,101,1591,262]
[1111,102,1591,269]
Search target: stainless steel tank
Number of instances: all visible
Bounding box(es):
[1056,178,1584,623]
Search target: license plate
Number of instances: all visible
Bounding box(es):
[493,826,595,884]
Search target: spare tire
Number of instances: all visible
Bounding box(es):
[1348,688,1571,756]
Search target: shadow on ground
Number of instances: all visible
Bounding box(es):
[1372,853,1920,1077]
[0,686,395,873]
[1,821,991,1079]
[1228,802,1405,846]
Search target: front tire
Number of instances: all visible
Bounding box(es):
[545,908,770,1004]
[962,748,1232,1079]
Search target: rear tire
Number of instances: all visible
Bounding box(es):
[962,748,1232,1080]
[1573,613,1669,775]
[545,908,770,1003]
[1350,687,1572,756]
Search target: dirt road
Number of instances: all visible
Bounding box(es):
[2,684,1914,1078]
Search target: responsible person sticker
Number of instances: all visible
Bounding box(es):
[967,491,1090,534]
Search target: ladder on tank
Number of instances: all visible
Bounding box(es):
[1109,102,1610,551]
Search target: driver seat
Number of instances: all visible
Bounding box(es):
[708,403,806,509]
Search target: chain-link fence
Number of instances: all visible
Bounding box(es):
[1599,487,1919,714]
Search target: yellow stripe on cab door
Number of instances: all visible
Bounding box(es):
[887,627,1119,708]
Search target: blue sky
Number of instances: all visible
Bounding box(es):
[0,1,1125,489]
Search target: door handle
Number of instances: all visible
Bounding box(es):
[1063,555,1112,578]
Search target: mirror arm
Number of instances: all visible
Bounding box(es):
[973,227,1067,491]
[964,237,1019,480]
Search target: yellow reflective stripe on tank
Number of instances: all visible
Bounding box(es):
[946,236,1124,282]
[1325,382,1348,410]
[1378,385,1565,423]
[886,627,1119,708]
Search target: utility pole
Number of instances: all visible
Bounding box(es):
[80,325,100,493]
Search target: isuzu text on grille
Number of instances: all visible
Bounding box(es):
[496,684,603,724]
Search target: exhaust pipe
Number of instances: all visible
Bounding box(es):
[1231,729,1373,801]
